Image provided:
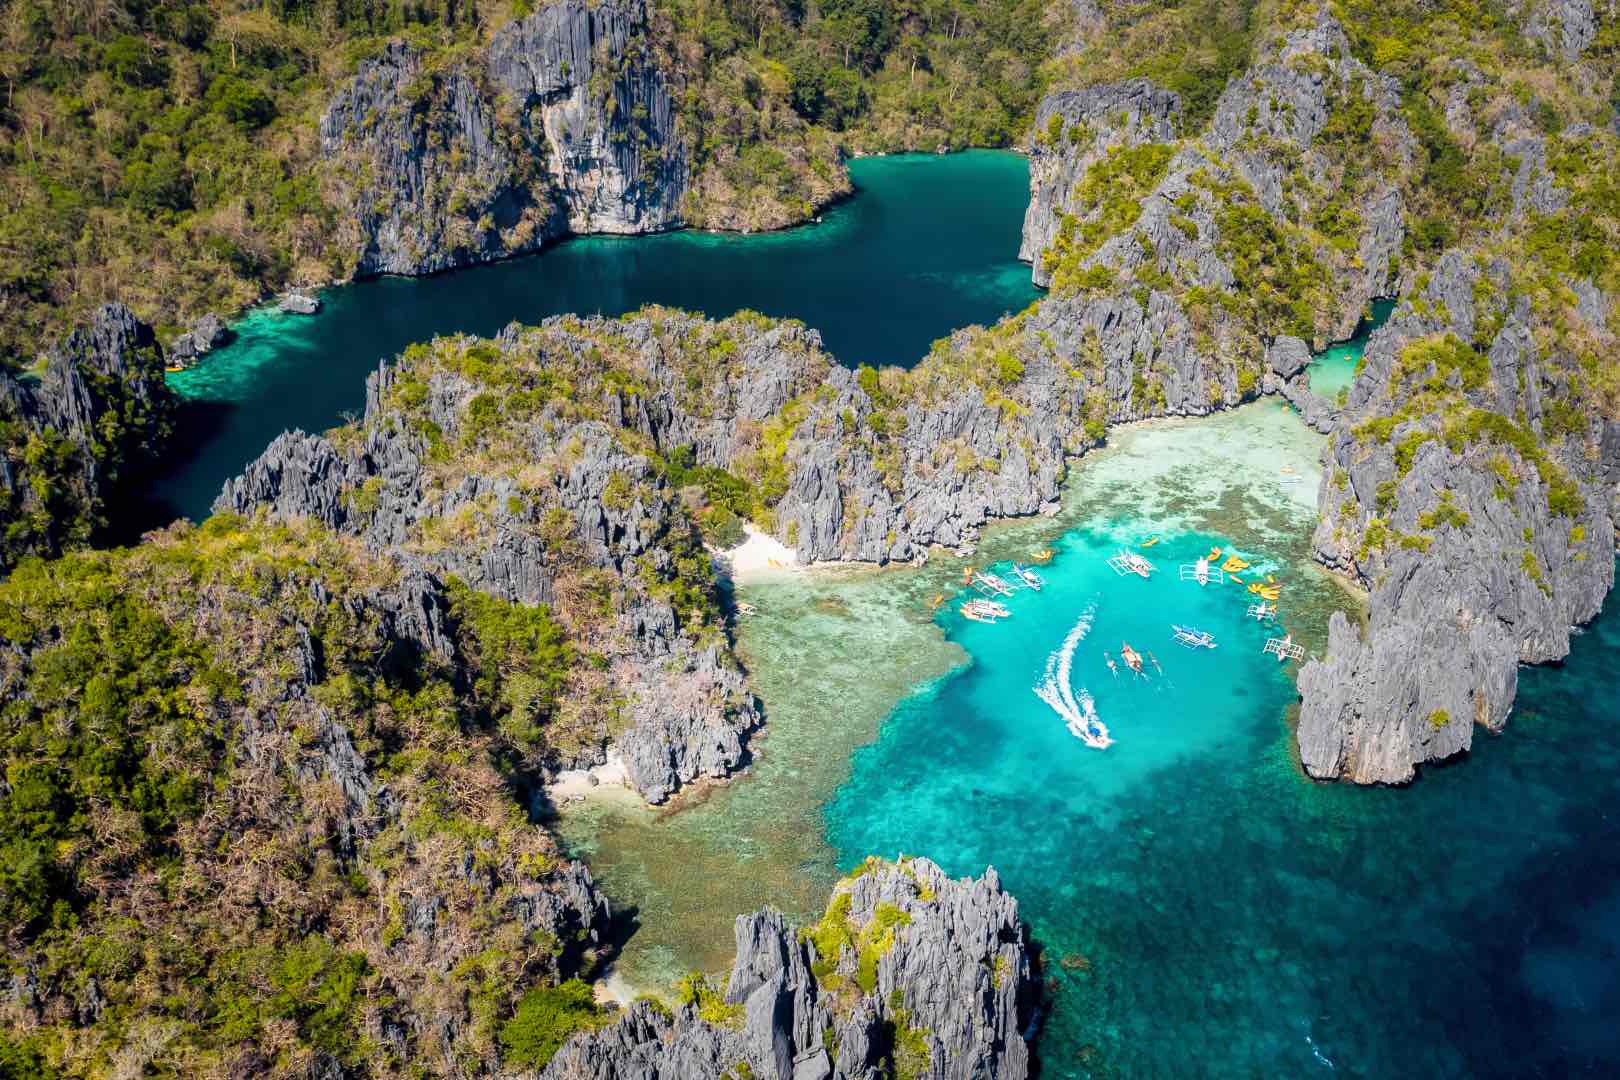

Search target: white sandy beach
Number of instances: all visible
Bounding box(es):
[715,524,800,584]
[547,753,631,801]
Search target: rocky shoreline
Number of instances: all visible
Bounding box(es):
[543,857,1036,1080]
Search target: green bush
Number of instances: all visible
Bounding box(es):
[500,979,604,1068]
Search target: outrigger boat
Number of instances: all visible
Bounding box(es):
[1263,633,1306,662]
[962,598,1011,623]
[1172,625,1217,649]
[974,571,1015,596]
[1180,556,1225,586]
[1245,601,1277,621]
[1120,642,1146,676]
[1107,550,1157,578]
[1011,564,1045,590]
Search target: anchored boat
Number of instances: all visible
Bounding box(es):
[1107,550,1157,578]
[1172,625,1217,649]
[1120,642,1145,675]
[1262,634,1305,662]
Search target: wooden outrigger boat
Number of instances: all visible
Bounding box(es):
[1179,557,1225,586]
[1120,642,1145,675]
[974,571,1015,596]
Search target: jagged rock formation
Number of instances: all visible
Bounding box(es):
[542,857,1035,1080]
[0,516,612,1074]
[1298,251,1619,783]
[0,303,175,570]
[167,313,228,366]
[216,318,764,804]
[1524,0,1599,61]
[320,0,684,278]
[488,0,686,234]
[1020,79,1182,286]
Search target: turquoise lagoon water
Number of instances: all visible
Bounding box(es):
[143,151,1037,529]
[1306,297,1397,401]
[828,544,1620,1074]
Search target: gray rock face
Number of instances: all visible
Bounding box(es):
[1298,257,1618,783]
[321,1,684,278]
[542,858,1035,1080]
[217,332,760,805]
[0,303,176,568]
[1525,0,1598,60]
[168,312,229,365]
[279,291,322,315]
[488,0,686,235]
[1020,79,1182,286]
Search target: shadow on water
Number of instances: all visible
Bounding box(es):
[105,397,239,544]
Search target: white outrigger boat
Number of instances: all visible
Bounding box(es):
[1263,633,1306,662]
[973,571,1015,597]
[1107,550,1157,578]
[1010,563,1045,590]
[1179,556,1225,586]
[1172,625,1217,649]
[962,598,1010,623]
[1245,601,1277,621]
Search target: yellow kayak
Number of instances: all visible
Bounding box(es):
[1207,546,1223,562]
[1142,537,1160,548]
[1257,585,1282,601]
[1221,555,1250,572]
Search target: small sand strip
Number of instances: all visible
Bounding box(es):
[715,524,800,584]
[547,753,630,802]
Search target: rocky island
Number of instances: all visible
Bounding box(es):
[0,0,1617,1074]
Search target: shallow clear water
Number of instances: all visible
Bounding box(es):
[144,151,1037,529]
[1306,297,1397,402]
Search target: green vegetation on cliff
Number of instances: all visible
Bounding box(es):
[0,0,1061,363]
[0,514,613,1075]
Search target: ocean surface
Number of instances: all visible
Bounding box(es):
[144,151,1037,529]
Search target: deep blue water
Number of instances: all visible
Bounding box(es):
[827,529,1620,1078]
[145,151,1037,528]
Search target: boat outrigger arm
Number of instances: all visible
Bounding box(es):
[1263,635,1305,661]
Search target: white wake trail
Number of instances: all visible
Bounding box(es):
[1033,606,1108,747]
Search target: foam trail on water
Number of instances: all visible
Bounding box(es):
[1034,605,1109,747]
